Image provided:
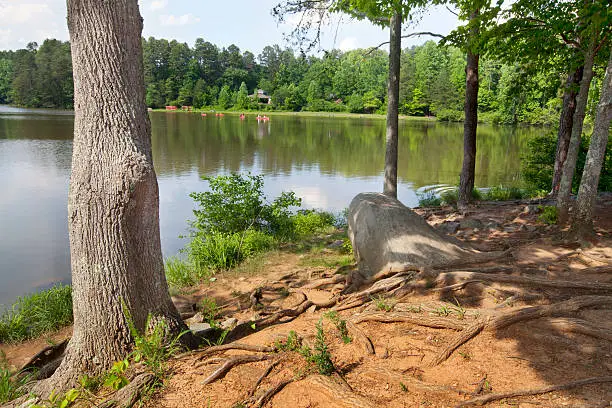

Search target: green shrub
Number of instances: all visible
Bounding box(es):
[1,365,32,404]
[440,189,458,206]
[312,320,334,375]
[292,210,335,238]
[538,205,558,225]
[417,192,441,207]
[0,285,73,343]
[435,109,464,122]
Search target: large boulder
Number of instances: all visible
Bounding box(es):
[348,192,476,277]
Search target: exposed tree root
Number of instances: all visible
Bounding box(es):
[303,274,346,289]
[195,342,276,360]
[431,295,612,365]
[247,360,279,398]
[306,374,376,408]
[431,280,484,292]
[201,354,272,385]
[353,312,468,331]
[546,318,612,341]
[346,320,375,355]
[429,320,487,367]
[436,271,612,292]
[455,376,612,407]
[255,378,294,407]
[20,339,69,374]
[363,367,469,395]
[99,373,156,408]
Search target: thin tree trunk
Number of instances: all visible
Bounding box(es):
[557,41,596,225]
[572,48,612,236]
[550,65,584,196]
[458,10,480,207]
[383,11,401,199]
[37,0,193,393]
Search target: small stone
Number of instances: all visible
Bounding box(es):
[523,204,540,215]
[188,322,212,337]
[221,317,238,329]
[526,225,537,232]
[438,221,460,234]
[209,277,217,282]
[185,312,205,325]
[460,218,483,230]
[327,239,344,248]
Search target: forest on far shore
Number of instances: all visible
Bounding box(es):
[0,37,606,125]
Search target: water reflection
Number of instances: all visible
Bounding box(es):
[0,107,537,306]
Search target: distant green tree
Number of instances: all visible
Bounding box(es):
[217,85,232,109]
[235,81,249,110]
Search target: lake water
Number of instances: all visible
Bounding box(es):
[0,106,539,306]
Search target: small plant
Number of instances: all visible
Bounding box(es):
[78,374,102,393]
[440,189,458,206]
[311,320,334,375]
[484,185,526,201]
[103,360,129,390]
[400,382,408,392]
[417,191,441,207]
[537,205,558,225]
[32,388,80,408]
[458,351,472,360]
[340,238,353,255]
[275,330,302,352]
[372,295,395,312]
[451,298,466,320]
[323,311,351,344]
[200,298,220,326]
[1,365,33,404]
[433,304,452,317]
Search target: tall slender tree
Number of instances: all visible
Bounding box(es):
[572,48,612,237]
[36,0,195,393]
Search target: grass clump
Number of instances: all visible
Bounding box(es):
[1,355,32,404]
[311,320,335,375]
[0,285,73,343]
[164,257,197,287]
[538,205,558,225]
[372,295,395,312]
[484,185,527,201]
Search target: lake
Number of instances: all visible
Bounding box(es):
[0,106,539,306]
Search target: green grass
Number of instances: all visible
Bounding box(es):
[483,185,529,201]
[0,285,73,344]
[1,363,32,404]
[538,205,558,225]
[164,257,198,288]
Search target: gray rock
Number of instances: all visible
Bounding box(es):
[184,312,205,325]
[438,221,460,234]
[348,192,474,277]
[188,322,212,337]
[460,218,483,230]
[327,239,344,248]
[485,221,501,231]
[523,204,541,215]
[221,317,238,329]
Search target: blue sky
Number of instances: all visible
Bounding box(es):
[0,1,459,55]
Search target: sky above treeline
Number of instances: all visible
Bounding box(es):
[0,0,459,55]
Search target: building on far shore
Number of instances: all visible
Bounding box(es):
[250,89,272,105]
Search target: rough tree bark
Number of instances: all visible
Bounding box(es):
[383,11,401,199]
[556,41,596,225]
[550,65,584,197]
[572,48,612,236]
[36,0,194,392]
[458,10,480,207]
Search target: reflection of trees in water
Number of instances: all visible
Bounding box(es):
[150,113,538,187]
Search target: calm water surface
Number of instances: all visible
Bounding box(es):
[0,106,539,306]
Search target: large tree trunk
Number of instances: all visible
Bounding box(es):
[557,42,596,225]
[572,48,612,236]
[383,11,401,199]
[38,0,193,392]
[550,65,584,197]
[458,10,480,207]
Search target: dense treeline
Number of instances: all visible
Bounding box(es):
[1,36,601,125]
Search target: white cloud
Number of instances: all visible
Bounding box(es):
[159,13,200,26]
[150,0,167,11]
[0,3,52,24]
[338,37,358,51]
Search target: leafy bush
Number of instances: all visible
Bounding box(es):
[435,109,464,122]
[0,285,73,343]
[440,189,458,205]
[187,173,335,272]
[417,192,442,207]
[522,132,612,193]
[538,205,558,225]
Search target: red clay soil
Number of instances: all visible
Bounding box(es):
[2,199,612,408]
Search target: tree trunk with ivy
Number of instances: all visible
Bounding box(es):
[383,11,401,199]
[572,48,612,237]
[550,65,584,197]
[35,0,195,394]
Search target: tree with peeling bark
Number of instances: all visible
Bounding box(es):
[32,0,196,396]
[572,48,612,237]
